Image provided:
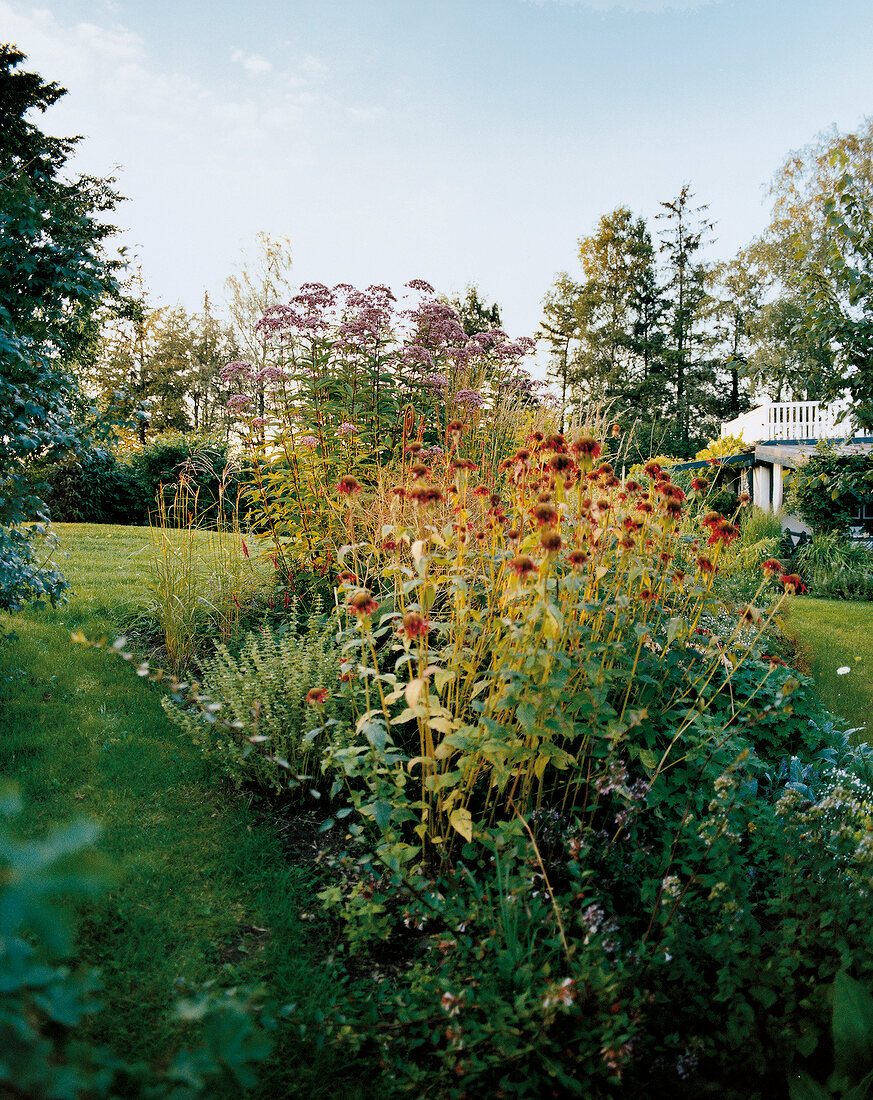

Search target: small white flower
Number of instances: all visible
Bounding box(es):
[837,666,851,676]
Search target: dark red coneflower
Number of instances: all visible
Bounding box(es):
[761,558,783,578]
[780,573,807,594]
[509,554,537,578]
[402,611,430,639]
[347,590,379,617]
[335,475,362,495]
[532,502,559,527]
[306,687,328,706]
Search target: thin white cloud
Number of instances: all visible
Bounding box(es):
[231,49,273,77]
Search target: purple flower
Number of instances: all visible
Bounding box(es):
[336,422,358,437]
[220,360,253,381]
[255,366,287,384]
[423,373,448,389]
[227,394,252,411]
[405,278,435,294]
[454,389,483,408]
[299,435,319,450]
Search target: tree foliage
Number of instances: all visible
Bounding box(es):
[0,44,123,610]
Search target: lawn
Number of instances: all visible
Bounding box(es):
[0,523,372,1098]
[787,596,873,742]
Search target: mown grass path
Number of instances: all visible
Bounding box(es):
[0,524,367,1098]
[787,596,873,742]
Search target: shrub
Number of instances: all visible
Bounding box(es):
[795,530,873,600]
[162,612,345,793]
[787,445,873,534]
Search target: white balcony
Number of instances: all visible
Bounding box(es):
[721,400,849,443]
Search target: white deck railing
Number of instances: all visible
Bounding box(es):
[721,401,849,442]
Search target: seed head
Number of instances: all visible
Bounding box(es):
[347,590,379,617]
[336,475,362,495]
[509,554,537,578]
[402,611,430,639]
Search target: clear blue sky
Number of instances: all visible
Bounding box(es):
[4,0,873,343]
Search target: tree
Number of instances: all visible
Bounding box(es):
[446,283,502,337]
[539,272,584,430]
[799,151,873,429]
[656,186,717,453]
[224,232,294,424]
[738,123,873,414]
[0,45,123,610]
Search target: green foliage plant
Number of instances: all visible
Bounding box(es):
[320,433,806,876]
[788,444,873,535]
[162,611,345,793]
[795,531,873,601]
[146,477,268,672]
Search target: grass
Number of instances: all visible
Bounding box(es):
[0,523,373,1098]
[786,595,873,741]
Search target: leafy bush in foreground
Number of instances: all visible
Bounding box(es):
[0,780,273,1097]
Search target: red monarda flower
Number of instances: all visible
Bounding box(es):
[664,499,684,518]
[336,475,362,495]
[404,440,423,454]
[532,502,559,527]
[506,528,521,542]
[347,590,379,617]
[623,480,641,494]
[571,435,601,459]
[568,548,589,568]
[509,554,537,578]
[638,588,657,602]
[451,458,478,472]
[306,687,328,706]
[708,519,739,547]
[549,453,575,474]
[472,485,490,498]
[410,462,431,480]
[690,477,709,492]
[761,558,783,578]
[447,420,464,433]
[402,611,430,639]
[540,530,563,553]
[545,432,567,452]
[780,574,807,594]
[643,460,661,480]
[696,556,716,574]
[635,500,654,514]
[740,604,762,625]
[336,571,357,585]
[515,447,531,462]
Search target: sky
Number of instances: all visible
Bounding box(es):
[4,0,873,348]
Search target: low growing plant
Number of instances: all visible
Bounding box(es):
[162,610,346,793]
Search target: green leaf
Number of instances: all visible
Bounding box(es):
[832,970,873,1087]
[788,1069,831,1100]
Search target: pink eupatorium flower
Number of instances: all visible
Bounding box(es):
[337,422,358,437]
